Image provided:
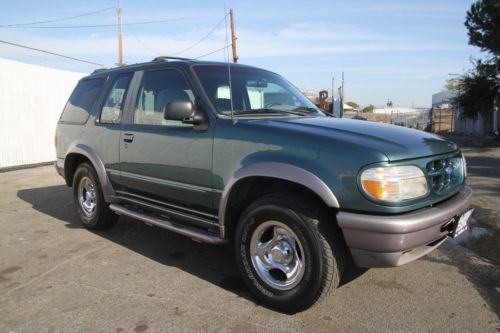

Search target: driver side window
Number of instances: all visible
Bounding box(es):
[134,69,194,126]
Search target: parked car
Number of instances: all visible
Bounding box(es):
[55,57,472,313]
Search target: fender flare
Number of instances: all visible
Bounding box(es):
[64,143,115,200]
[218,162,340,238]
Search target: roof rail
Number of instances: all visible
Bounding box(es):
[151,56,192,63]
[92,68,108,74]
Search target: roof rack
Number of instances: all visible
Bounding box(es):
[151,56,192,63]
[92,68,109,74]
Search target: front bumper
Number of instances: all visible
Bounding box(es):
[337,186,473,268]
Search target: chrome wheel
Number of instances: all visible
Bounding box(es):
[249,221,305,290]
[78,176,97,217]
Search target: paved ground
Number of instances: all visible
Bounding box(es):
[0,149,499,332]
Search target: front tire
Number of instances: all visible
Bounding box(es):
[72,162,117,230]
[234,193,345,313]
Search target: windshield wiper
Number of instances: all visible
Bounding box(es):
[292,107,321,114]
[233,108,310,116]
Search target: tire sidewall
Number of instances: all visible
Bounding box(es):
[235,202,325,310]
[72,163,103,228]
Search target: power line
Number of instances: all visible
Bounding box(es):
[0,14,219,29]
[194,44,231,60]
[170,14,228,56]
[0,7,115,27]
[0,39,104,67]
[124,14,227,59]
[125,20,161,56]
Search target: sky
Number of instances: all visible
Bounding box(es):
[0,0,483,107]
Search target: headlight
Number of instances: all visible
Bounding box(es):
[360,165,428,202]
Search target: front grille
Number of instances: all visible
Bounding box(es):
[426,156,464,195]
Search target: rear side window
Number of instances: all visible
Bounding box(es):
[60,78,104,124]
[100,74,132,124]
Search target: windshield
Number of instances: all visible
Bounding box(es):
[193,65,324,117]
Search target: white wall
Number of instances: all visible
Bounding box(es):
[0,58,85,168]
[453,110,484,136]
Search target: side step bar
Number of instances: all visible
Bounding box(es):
[109,204,228,245]
[116,195,219,230]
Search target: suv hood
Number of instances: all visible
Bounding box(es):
[254,117,458,161]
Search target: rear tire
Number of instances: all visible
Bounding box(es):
[234,192,345,313]
[72,162,117,230]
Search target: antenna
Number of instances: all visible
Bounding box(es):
[224,4,235,123]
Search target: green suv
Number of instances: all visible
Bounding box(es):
[55,57,472,313]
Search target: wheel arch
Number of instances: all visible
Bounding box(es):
[219,162,340,238]
[63,143,115,200]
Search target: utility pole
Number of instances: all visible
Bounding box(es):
[341,72,345,100]
[229,9,238,63]
[341,72,345,118]
[331,77,335,116]
[117,4,123,66]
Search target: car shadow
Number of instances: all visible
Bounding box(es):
[17,185,256,301]
[17,184,365,310]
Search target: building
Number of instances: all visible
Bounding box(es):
[432,91,456,109]
[303,91,351,118]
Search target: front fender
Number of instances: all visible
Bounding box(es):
[218,162,340,238]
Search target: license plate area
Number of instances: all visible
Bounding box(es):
[450,209,473,238]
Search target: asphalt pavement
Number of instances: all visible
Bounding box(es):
[0,149,499,332]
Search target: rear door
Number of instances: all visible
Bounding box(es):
[94,72,134,189]
[118,68,215,217]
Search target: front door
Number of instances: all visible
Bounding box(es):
[119,68,214,217]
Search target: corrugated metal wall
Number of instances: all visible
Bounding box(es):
[0,58,85,169]
[453,109,484,136]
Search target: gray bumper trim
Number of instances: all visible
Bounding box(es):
[349,237,447,268]
[337,186,472,267]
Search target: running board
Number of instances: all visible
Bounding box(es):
[109,204,228,245]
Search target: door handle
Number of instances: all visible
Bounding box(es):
[123,133,134,143]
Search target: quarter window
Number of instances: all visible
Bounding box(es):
[60,78,104,124]
[134,70,194,126]
[100,74,132,124]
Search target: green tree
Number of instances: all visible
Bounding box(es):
[465,0,500,55]
[361,104,376,113]
[445,78,461,92]
[455,60,497,121]
[452,0,499,135]
[345,101,359,109]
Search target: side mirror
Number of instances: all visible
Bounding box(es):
[163,101,194,122]
[163,100,207,127]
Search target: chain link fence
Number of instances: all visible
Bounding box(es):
[345,109,432,131]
